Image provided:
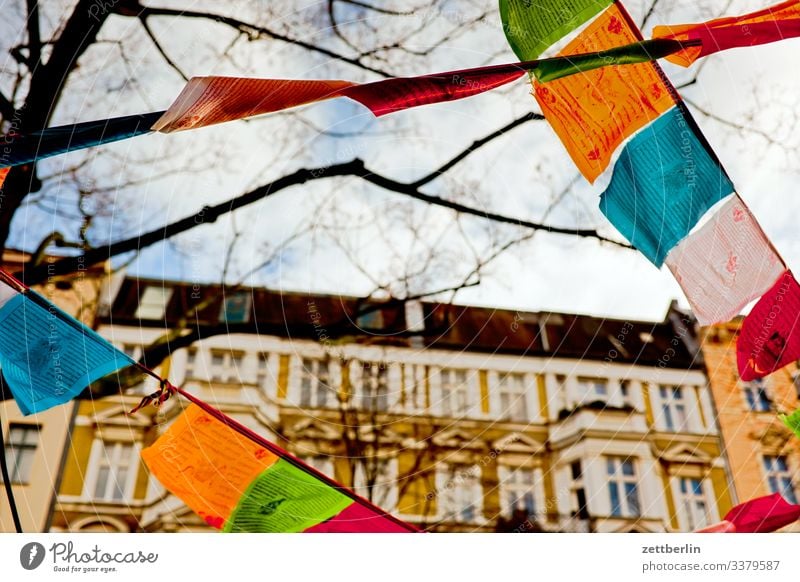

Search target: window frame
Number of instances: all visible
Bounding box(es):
[742,379,772,412]
[677,476,711,530]
[436,463,484,524]
[496,372,529,422]
[763,454,798,505]
[84,440,140,503]
[438,368,473,417]
[3,423,41,484]
[298,357,336,409]
[134,286,172,320]
[498,465,537,519]
[659,385,689,432]
[605,457,641,518]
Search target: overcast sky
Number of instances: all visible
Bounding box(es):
[6,0,800,323]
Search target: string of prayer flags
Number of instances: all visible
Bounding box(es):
[0,271,135,415]
[0,38,705,165]
[724,493,800,533]
[142,403,415,533]
[665,195,785,326]
[502,0,800,382]
[737,271,800,381]
[653,0,800,67]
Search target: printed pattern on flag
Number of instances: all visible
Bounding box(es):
[141,404,279,529]
[0,287,135,415]
[532,3,675,181]
[224,459,352,533]
[599,106,734,266]
[665,194,785,325]
[737,271,800,381]
[654,0,800,66]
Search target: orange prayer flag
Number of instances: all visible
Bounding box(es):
[141,404,278,528]
[0,168,8,189]
[533,4,675,182]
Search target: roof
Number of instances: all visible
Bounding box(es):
[100,277,703,370]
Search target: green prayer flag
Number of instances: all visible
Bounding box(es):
[224,459,352,533]
[779,409,800,439]
[500,0,613,60]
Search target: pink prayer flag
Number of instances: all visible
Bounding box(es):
[737,270,800,380]
[724,493,800,533]
[665,195,785,325]
[654,0,800,66]
[304,501,411,533]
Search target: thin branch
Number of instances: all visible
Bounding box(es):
[411,112,544,187]
[135,4,393,78]
[139,15,190,82]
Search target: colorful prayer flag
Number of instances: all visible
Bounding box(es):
[142,404,414,532]
[599,106,734,266]
[737,271,800,381]
[653,0,800,67]
[0,275,135,415]
[724,493,800,533]
[665,195,785,325]
[531,4,676,182]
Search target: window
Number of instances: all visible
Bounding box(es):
[89,442,137,502]
[743,379,772,412]
[3,424,40,484]
[660,386,688,431]
[764,455,798,504]
[135,286,172,319]
[606,457,640,517]
[256,353,270,387]
[219,292,252,324]
[353,458,397,509]
[678,477,710,530]
[299,358,334,408]
[438,464,482,523]
[440,368,472,416]
[620,380,635,407]
[497,373,528,421]
[359,362,389,411]
[577,377,608,402]
[209,350,244,383]
[499,466,536,518]
[570,460,590,520]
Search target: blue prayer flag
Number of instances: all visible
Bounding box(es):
[0,289,134,415]
[599,106,735,266]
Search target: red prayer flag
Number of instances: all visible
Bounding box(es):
[304,502,411,533]
[736,270,800,380]
[695,520,736,533]
[654,0,800,66]
[724,493,800,533]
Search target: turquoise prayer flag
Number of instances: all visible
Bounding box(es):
[599,106,735,266]
[0,290,135,415]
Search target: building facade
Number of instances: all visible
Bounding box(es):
[1,250,109,532]
[700,320,800,531]
[50,277,736,532]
